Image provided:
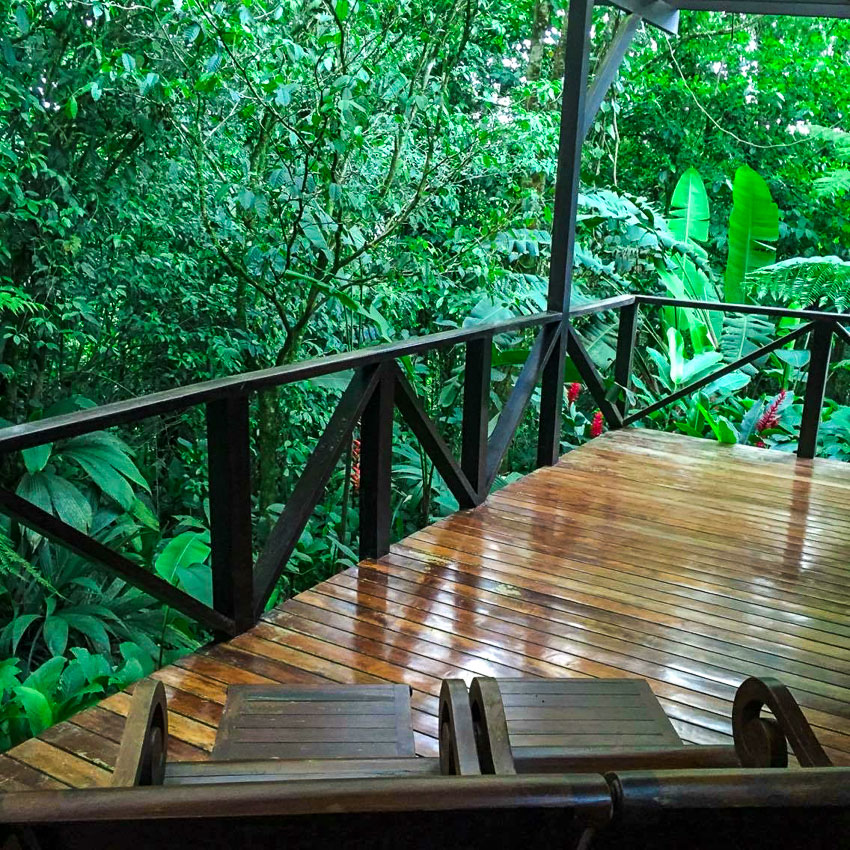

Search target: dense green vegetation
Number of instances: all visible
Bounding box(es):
[0,0,848,749]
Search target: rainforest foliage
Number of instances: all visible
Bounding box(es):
[0,0,848,749]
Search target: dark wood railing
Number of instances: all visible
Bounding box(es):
[607,295,850,459]
[0,307,574,635]
[0,294,846,636]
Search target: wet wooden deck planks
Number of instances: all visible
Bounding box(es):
[1,427,848,788]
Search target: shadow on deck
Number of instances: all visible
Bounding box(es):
[1,428,848,789]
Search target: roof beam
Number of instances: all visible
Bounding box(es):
[602,0,680,33]
[582,13,643,140]
[671,1,850,18]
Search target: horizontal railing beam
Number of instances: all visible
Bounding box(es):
[569,294,636,318]
[635,295,850,324]
[0,312,562,453]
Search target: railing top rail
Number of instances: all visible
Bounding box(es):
[0,310,564,454]
[635,295,850,324]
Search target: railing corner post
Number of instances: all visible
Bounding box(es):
[206,394,254,634]
[613,300,638,422]
[461,336,492,504]
[537,324,567,467]
[359,365,395,560]
[798,321,834,460]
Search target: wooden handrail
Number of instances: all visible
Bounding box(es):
[634,294,850,323]
[0,310,561,453]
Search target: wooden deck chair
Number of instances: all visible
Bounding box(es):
[113,679,481,787]
[462,675,832,775]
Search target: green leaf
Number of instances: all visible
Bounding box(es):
[44,615,69,656]
[90,80,102,101]
[14,687,53,734]
[336,0,350,20]
[155,531,211,582]
[667,328,685,385]
[67,450,135,510]
[130,498,159,530]
[724,165,779,303]
[175,563,213,606]
[64,437,150,491]
[65,96,78,119]
[0,658,21,693]
[14,6,29,34]
[11,614,40,654]
[45,474,92,531]
[23,656,66,695]
[121,53,136,73]
[21,443,52,474]
[669,167,710,246]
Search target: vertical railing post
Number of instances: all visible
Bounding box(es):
[798,321,833,459]
[359,365,394,559]
[613,301,638,422]
[461,336,492,505]
[537,0,595,467]
[206,394,254,633]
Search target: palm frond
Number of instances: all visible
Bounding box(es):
[745,256,850,311]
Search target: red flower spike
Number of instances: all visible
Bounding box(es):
[567,382,581,404]
[590,411,604,438]
[756,390,787,433]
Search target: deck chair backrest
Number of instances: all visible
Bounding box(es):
[0,774,612,850]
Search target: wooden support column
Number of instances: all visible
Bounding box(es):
[537,0,596,467]
[461,337,492,502]
[206,395,255,633]
[798,321,833,460]
[359,365,395,559]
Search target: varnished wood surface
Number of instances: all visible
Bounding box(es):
[1,428,848,788]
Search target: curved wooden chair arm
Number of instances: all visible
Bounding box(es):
[732,676,831,768]
[113,679,169,786]
[469,677,516,775]
[438,680,480,775]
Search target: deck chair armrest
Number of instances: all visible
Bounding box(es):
[438,680,481,775]
[732,676,831,768]
[113,679,169,786]
[469,677,516,775]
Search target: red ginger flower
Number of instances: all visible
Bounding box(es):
[567,382,581,404]
[756,390,787,433]
[590,411,604,438]
[351,438,361,490]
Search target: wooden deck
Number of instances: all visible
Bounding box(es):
[2,428,849,789]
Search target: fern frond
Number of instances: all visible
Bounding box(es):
[0,532,55,591]
[814,168,850,197]
[744,256,850,311]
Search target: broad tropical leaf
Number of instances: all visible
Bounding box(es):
[668,167,710,249]
[720,313,774,373]
[724,166,779,303]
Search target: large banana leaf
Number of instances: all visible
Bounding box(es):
[669,167,710,249]
[720,313,774,374]
[724,165,779,303]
